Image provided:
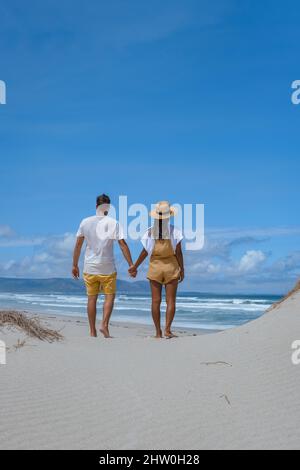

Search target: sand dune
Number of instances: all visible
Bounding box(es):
[1,288,300,450]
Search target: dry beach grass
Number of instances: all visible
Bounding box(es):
[267,280,300,312]
[0,310,63,342]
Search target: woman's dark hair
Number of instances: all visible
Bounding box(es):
[96,194,111,207]
[159,219,163,240]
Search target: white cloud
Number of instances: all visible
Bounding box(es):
[47,233,76,257]
[0,237,45,248]
[0,232,76,278]
[207,227,300,239]
[238,250,267,272]
[181,233,300,293]
[0,224,15,238]
[0,225,300,294]
[0,224,45,247]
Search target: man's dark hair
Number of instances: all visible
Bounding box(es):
[96,194,111,207]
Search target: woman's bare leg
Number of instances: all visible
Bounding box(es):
[100,294,115,338]
[150,280,163,338]
[165,280,178,338]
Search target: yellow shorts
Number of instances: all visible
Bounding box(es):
[83,272,117,296]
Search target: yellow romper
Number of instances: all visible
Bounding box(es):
[147,239,181,285]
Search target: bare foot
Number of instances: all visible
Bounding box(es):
[100,324,112,338]
[90,330,97,338]
[153,330,163,339]
[164,331,178,339]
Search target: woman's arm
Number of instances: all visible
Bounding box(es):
[134,248,148,268]
[175,242,184,282]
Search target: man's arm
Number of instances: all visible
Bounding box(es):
[175,242,184,282]
[72,237,85,279]
[118,239,134,270]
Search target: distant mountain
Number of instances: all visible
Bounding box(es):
[0,277,149,295]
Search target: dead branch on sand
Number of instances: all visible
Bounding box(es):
[200,361,233,367]
[220,394,231,406]
[13,339,27,350]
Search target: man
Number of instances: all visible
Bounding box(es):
[72,194,135,338]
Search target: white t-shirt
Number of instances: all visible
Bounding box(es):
[141,225,183,256]
[77,215,124,275]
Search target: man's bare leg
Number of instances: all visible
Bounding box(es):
[87,295,98,337]
[100,294,115,338]
[165,280,178,338]
[150,280,163,338]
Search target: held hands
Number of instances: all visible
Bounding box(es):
[128,264,138,278]
[72,265,80,279]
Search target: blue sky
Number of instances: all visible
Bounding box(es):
[0,0,300,293]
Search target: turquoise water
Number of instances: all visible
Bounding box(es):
[0,291,280,330]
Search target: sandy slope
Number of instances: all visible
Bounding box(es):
[1,291,300,450]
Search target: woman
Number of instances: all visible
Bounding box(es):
[129,201,184,338]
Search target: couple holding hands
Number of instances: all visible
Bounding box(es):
[72,194,185,339]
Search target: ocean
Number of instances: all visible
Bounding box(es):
[0,291,280,331]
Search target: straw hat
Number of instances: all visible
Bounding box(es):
[149,201,177,220]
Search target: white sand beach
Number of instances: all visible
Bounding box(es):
[1,288,300,450]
